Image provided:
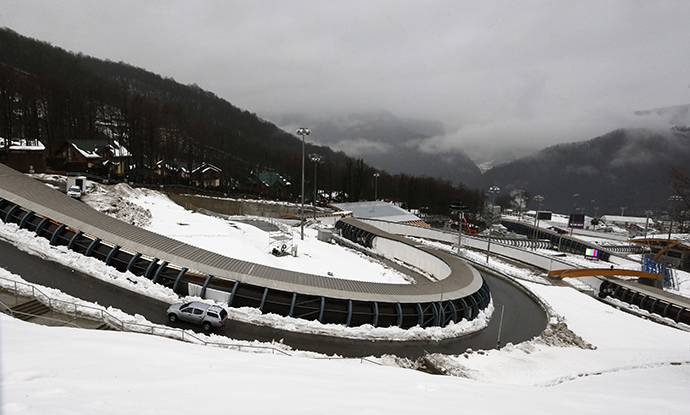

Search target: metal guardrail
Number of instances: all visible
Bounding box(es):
[0,299,83,328]
[0,275,385,363]
[0,275,291,355]
[313,355,382,365]
[601,245,644,254]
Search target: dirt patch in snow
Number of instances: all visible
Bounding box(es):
[82,182,152,228]
[532,319,596,349]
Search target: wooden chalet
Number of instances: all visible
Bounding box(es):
[51,139,131,176]
[247,172,291,199]
[190,163,222,188]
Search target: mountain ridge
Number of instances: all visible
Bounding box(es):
[482,127,690,215]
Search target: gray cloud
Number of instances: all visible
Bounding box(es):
[2,0,689,157]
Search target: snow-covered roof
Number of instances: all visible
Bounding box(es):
[252,172,291,187]
[105,140,131,157]
[331,201,421,223]
[0,137,45,151]
[155,160,181,171]
[72,143,100,159]
[600,215,654,226]
[192,163,222,174]
[69,139,130,159]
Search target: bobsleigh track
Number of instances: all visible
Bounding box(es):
[0,163,491,329]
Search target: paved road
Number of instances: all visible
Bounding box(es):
[0,238,547,358]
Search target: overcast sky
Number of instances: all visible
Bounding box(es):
[2,1,689,155]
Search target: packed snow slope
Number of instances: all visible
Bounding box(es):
[3,273,690,414]
[3,176,690,413]
[84,181,411,284]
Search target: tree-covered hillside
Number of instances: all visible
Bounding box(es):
[483,128,690,215]
[0,28,483,215]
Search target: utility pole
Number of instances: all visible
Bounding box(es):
[296,127,310,240]
[487,186,500,263]
[532,195,544,247]
[310,154,322,220]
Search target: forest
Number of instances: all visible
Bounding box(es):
[0,28,484,216]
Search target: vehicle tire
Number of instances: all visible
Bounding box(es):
[202,321,213,332]
[168,313,178,323]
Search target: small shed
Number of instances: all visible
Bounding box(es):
[0,137,46,173]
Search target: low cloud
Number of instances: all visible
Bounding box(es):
[3,1,689,159]
[328,138,392,157]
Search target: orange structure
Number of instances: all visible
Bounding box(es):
[547,268,662,280]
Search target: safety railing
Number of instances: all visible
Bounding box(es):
[0,298,83,328]
[0,275,390,362]
[0,275,292,355]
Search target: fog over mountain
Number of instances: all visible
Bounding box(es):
[3,0,690,214]
[273,111,483,186]
[274,103,690,216]
[483,127,690,215]
[274,101,690,186]
[3,1,689,163]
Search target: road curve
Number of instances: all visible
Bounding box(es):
[0,238,547,358]
[0,163,490,328]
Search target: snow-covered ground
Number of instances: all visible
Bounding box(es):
[3,178,690,414]
[85,182,410,284]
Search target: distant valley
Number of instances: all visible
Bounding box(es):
[274,110,690,216]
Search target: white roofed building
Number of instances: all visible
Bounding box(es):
[190,162,222,188]
[601,215,655,228]
[0,137,46,173]
[331,201,427,226]
[50,139,131,176]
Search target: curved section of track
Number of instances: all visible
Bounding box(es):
[0,238,546,358]
[0,164,490,328]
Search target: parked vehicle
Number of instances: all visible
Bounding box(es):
[66,185,82,199]
[166,301,228,331]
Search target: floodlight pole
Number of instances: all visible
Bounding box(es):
[450,200,468,256]
[456,211,465,255]
[532,195,544,248]
[486,186,500,263]
[641,210,653,268]
[296,127,310,240]
[311,154,322,220]
[569,193,580,236]
[666,195,683,265]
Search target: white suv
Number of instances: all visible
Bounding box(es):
[67,185,82,199]
[166,301,228,331]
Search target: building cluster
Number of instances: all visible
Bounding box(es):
[0,137,291,198]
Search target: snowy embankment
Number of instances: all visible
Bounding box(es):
[0,178,494,341]
[3,256,690,414]
[85,181,411,283]
[3,308,690,415]
[3,177,690,413]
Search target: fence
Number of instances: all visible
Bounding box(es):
[0,299,82,328]
[0,275,386,364]
[0,275,291,355]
